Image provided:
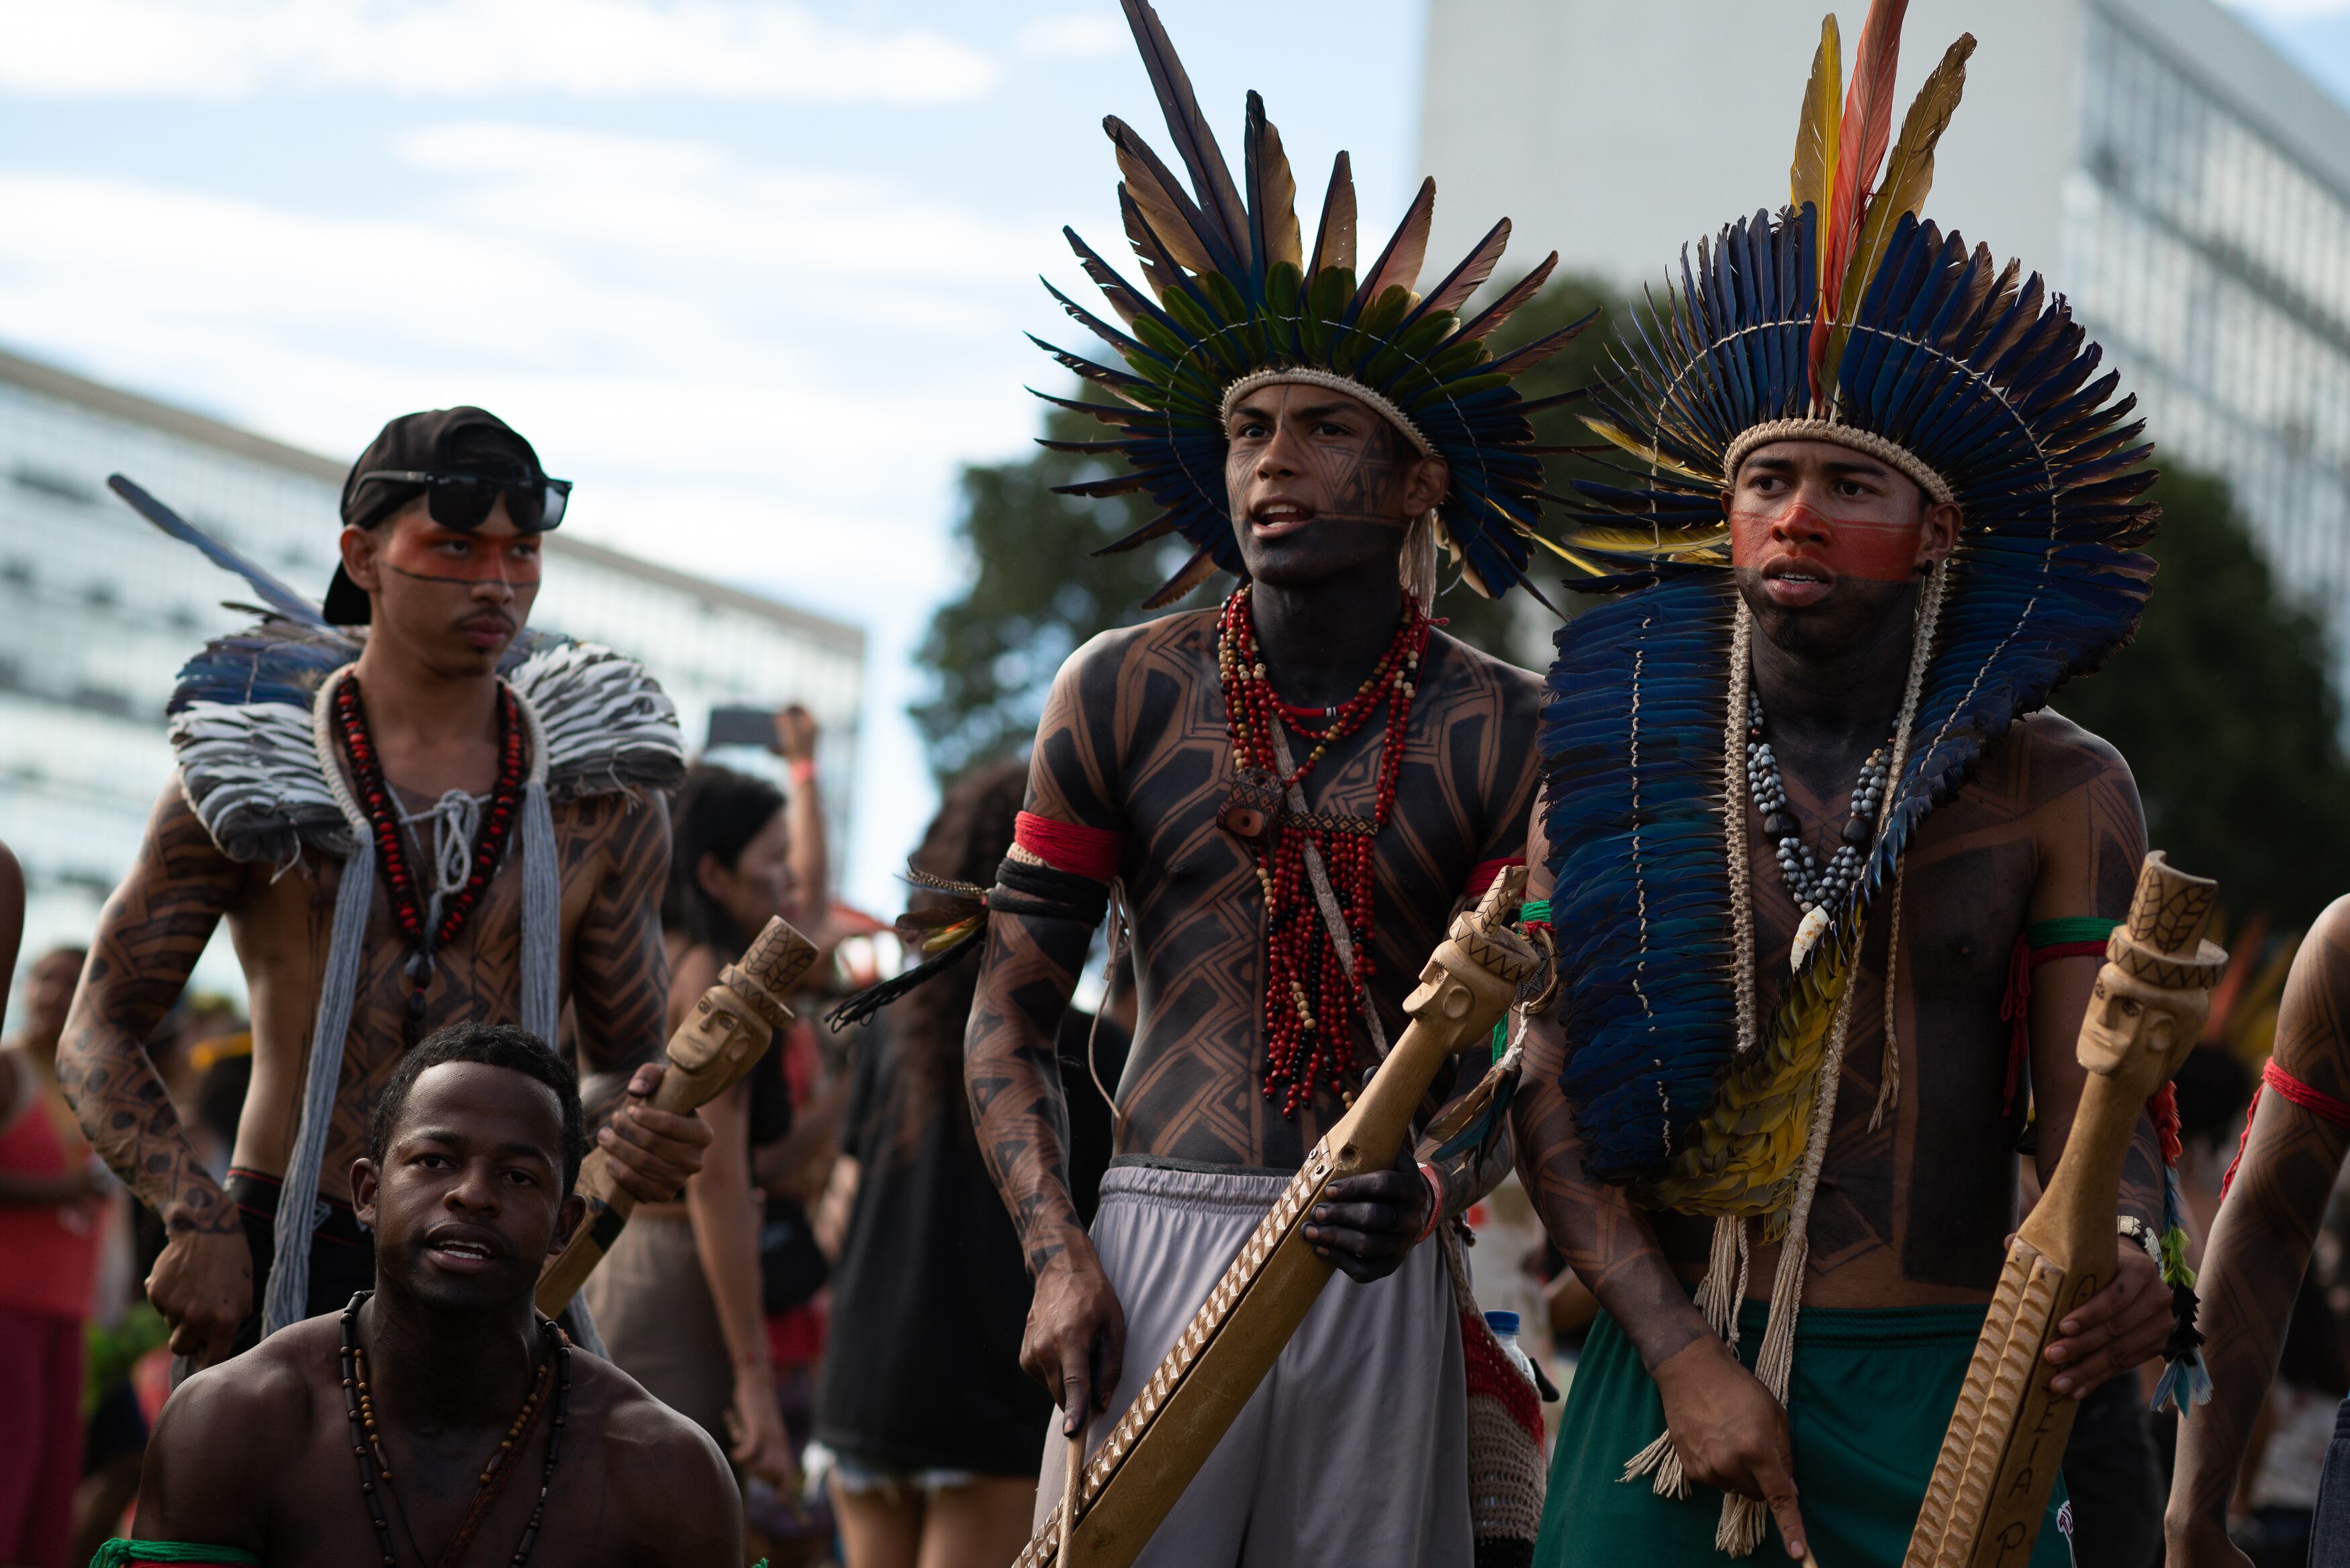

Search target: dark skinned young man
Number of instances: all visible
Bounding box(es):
[1523,440,2171,1564]
[2167,899,2350,1567]
[953,6,1584,1559]
[1517,8,2186,1560]
[59,408,707,1369]
[107,1022,740,1567]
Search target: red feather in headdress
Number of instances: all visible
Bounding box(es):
[1808,0,1908,409]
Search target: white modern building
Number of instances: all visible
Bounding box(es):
[1422,0,2350,686]
[0,348,864,998]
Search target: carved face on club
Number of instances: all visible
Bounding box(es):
[2076,965,2209,1080]
[1223,382,1448,589]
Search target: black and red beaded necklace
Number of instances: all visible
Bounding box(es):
[1216,585,1427,1116]
[333,675,526,1020]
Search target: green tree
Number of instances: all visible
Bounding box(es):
[911,274,1628,776]
[2055,469,2350,926]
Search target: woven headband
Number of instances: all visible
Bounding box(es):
[1220,369,1440,460]
[1722,419,1956,507]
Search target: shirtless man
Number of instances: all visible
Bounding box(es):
[2167,901,2350,1567]
[961,7,1579,1557]
[113,1022,739,1566]
[59,406,707,1367]
[1518,12,2181,1557]
[1521,440,2174,1565]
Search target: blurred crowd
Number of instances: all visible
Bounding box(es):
[0,707,1136,1568]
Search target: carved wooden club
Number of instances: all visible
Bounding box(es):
[536,916,818,1318]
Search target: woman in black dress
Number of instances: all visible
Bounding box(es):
[813,762,1125,1568]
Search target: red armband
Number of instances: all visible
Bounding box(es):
[2222,1059,2350,1199]
[1462,857,1523,899]
[1014,811,1123,883]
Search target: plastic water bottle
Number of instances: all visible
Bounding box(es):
[1485,1310,1539,1389]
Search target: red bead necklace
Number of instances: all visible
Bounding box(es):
[1217,585,1427,1116]
[334,675,526,1014]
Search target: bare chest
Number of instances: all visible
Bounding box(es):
[263,1386,654,1568]
[222,803,611,1190]
[1108,647,1532,1163]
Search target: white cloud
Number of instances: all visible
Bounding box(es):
[0,158,1038,481]
[396,122,1043,288]
[0,0,997,103]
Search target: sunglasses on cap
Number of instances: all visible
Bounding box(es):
[357,470,572,533]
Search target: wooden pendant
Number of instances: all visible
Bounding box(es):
[1220,768,1282,844]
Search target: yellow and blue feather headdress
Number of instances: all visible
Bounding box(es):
[1034,0,1592,609]
[1540,0,2159,1218]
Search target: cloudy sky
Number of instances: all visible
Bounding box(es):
[0,0,2336,909]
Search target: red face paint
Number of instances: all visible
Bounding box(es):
[1728,499,1922,583]
[379,525,543,588]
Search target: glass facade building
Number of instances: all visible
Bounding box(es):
[2068,5,2350,652]
[1419,0,2350,694]
[0,348,864,998]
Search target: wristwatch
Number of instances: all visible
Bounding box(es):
[2116,1215,2160,1263]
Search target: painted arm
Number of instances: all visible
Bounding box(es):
[1509,807,1814,1559]
[2019,728,2171,1397]
[570,791,712,1204]
[967,641,1121,1435]
[57,783,248,1361]
[2166,898,2350,1567]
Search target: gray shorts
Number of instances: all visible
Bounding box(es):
[1037,1157,1470,1567]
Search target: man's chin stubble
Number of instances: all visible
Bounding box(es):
[1734,570,1916,660]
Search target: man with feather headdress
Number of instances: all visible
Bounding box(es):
[1511,3,2186,1562]
[947,1,1585,1561]
[56,407,711,1383]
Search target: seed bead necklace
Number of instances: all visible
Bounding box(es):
[1217,585,1427,1116]
[1744,689,1891,917]
[338,1291,569,1568]
[334,677,526,1019]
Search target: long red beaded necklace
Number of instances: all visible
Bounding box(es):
[334,675,526,1020]
[1217,585,1427,1116]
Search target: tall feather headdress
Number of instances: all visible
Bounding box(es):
[1540,0,2159,1218]
[1035,0,1591,609]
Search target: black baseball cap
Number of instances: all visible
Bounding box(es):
[325,407,551,626]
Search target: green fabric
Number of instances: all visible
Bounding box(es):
[1536,1301,2071,1567]
[1521,899,1552,924]
[89,1543,261,1567]
[2026,916,2120,950]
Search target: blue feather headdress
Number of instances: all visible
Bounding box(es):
[1035,0,1591,609]
[1539,2,2158,1216]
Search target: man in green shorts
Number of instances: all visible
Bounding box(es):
[1513,0,2192,1559]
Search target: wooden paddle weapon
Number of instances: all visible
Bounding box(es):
[1017,867,1539,1568]
[536,916,819,1318]
[1904,852,2224,1567]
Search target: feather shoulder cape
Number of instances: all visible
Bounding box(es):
[171,621,685,867]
